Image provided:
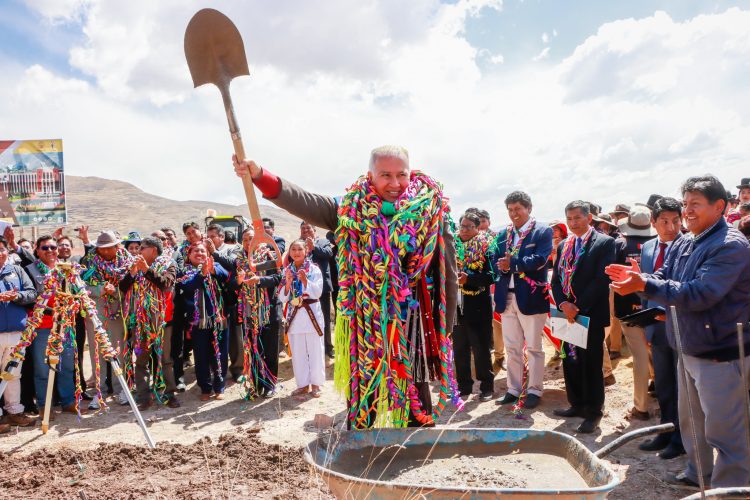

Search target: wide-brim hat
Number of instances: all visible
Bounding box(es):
[618,206,656,237]
[593,214,617,229]
[737,178,750,189]
[123,231,142,244]
[549,220,568,238]
[95,230,121,248]
[609,203,631,217]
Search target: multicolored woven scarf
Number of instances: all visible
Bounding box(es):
[236,250,276,399]
[81,248,134,320]
[455,231,491,296]
[122,255,172,396]
[334,170,461,429]
[557,228,593,300]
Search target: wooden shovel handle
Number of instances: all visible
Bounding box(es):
[220,86,282,269]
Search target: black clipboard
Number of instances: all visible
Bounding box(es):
[619,307,665,328]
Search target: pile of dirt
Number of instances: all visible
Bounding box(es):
[2,428,332,499]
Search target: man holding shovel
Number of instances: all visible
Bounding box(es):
[233,146,461,429]
[607,175,750,489]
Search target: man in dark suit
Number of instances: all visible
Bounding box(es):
[551,200,616,433]
[636,197,686,459]
[300,221,335,357]
[491,191,552,409]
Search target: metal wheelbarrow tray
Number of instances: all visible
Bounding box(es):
[305,425,673,499]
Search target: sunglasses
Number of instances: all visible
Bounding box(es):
[40,245,57,251]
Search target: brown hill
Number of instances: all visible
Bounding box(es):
[33,175,306,245]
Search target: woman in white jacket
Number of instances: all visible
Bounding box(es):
[278,239,326,398]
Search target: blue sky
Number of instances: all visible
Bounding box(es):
[1,0,749,222]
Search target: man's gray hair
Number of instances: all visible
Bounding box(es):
[369,145,409,171]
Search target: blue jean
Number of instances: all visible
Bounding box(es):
[193,327,229,394]
[32,328,76,408]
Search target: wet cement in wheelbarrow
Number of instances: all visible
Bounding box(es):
[336,447,588,490]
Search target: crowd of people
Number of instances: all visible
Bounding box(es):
[0,145,748,491]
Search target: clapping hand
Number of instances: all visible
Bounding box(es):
[0,290,17,302]
[298,267,308,287]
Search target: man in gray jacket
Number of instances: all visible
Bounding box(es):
[608,175,750,489]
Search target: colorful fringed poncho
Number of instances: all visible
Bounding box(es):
[7,263,118,415]
[236,248,277,399]
[81,248,134,320]
[334,171,462,429]
[122,255,173,394]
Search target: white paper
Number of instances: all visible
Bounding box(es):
[550,308,590,348]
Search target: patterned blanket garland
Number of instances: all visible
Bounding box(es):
[81,248,134,320]
[236,249,276,400]
[334,170,462,429]
[122,255,172,397]
[177,263,226,379]
[455,232,491,296]
[8,263,118,415]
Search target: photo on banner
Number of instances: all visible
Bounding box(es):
[0,139,66,227]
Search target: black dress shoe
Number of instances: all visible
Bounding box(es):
[496,393,518,405]
[659,443,686,460]
[523,394,541,409]
[665,472,699,490]
[577,416,601,434]
[479,391,494,402]
[553,406,582,417]
[639,434,670,451]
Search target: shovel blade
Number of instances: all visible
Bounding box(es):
[184,8,250,88]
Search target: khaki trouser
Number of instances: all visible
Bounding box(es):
[621,324,651,412]
[501,294,546,396]
[492,318,505,361]
[602,339,613,378]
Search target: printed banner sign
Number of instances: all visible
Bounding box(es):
[0,139,66,227]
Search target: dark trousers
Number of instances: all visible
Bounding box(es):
[226,310,243,380]
[562,326,605,417]
[20,341,36,410]
[192,327,229,394]
[652,342,683,447]
[453,315,494,394]
[75,314,87,393]
[260,320,280,383]
[172,324,192,384]
[320,291,332,353]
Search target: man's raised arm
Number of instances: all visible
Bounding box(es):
[233,156,338,232]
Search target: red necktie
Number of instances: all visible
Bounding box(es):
[654,242,667,271]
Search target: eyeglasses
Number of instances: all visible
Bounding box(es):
[40,245,57,251]
[158,237,167,241]
[459,224,477,230]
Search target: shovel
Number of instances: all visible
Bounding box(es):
[184,8,282,267]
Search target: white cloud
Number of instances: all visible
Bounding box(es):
[4,3,750,226]
[532,46,550,61]
[542,32,549,44]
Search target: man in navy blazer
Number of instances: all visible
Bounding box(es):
[490,191,552,410]
[551,200,616,433]
[637,197,685,460]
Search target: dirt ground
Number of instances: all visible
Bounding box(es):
[0,341,690,499]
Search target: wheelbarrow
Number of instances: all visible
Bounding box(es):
[305,424,674,499]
